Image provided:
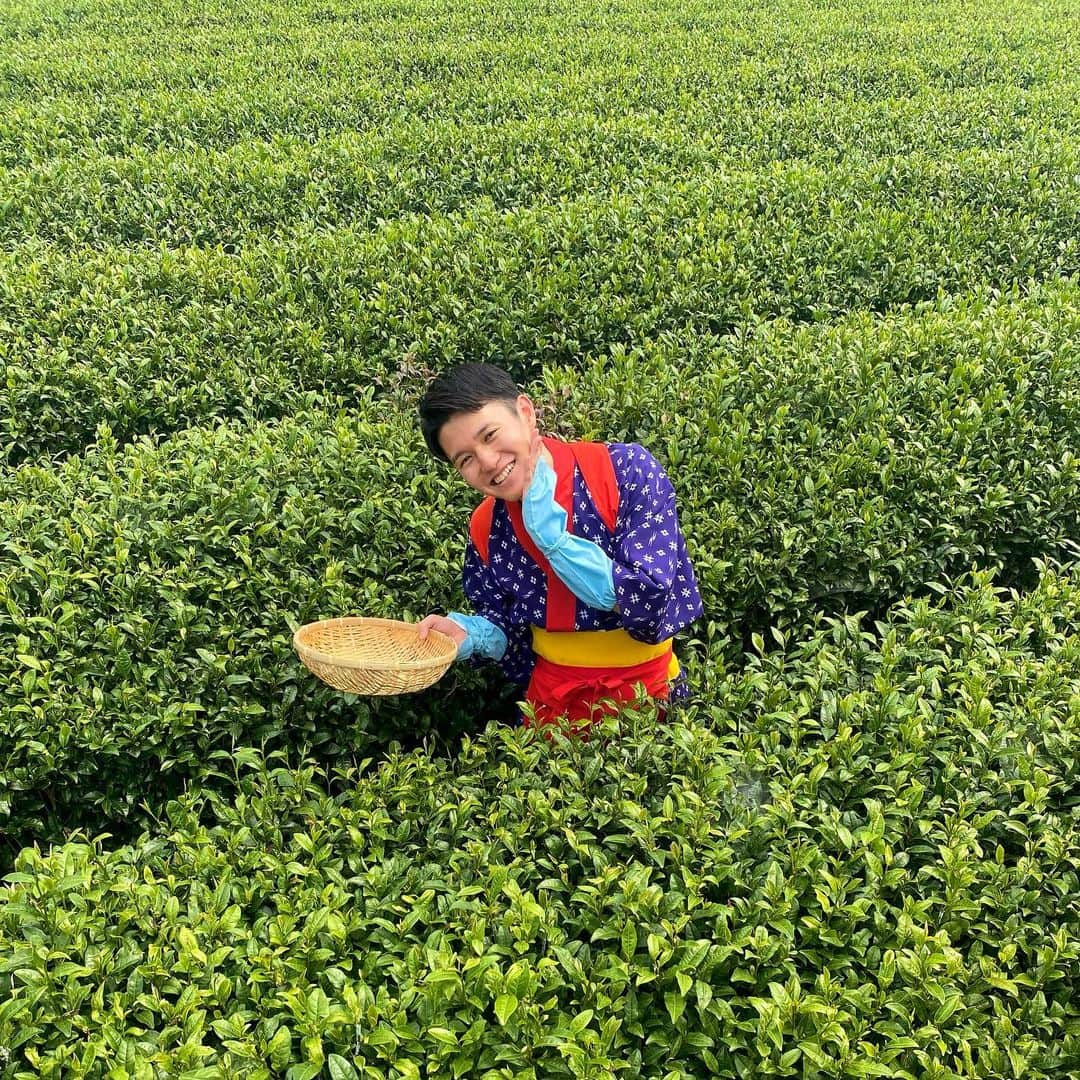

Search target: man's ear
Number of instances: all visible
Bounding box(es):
[516,394,537,429]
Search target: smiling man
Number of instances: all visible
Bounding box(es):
[417,363,703,730]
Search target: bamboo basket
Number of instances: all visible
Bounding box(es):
[293,617,457,695]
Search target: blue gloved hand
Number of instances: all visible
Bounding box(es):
[447,612,508,661]
[522,455,617,611]
[521,454,567,551]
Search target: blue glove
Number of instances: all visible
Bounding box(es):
[522,455,617,611]
[447,612,508,661]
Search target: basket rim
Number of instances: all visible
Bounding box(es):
[293,616,457,673]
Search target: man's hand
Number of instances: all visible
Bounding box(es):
[520,429,554,500]
[417,614,468,648]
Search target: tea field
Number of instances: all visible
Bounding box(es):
[1,0,1080,1075]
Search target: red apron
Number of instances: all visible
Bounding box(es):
[524,647,674,731]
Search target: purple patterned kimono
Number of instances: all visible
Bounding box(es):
[461,441,704,690]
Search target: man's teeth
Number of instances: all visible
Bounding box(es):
[493,462,514,485]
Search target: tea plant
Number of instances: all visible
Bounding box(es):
[1,0,1079,1071]
[3,566,1080,1077]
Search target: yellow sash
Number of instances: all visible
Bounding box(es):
[531,626,680,679]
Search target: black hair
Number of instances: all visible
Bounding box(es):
[418,363,521,461]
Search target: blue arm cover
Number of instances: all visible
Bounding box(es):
[522,456,618,611]
[447,612,508,661]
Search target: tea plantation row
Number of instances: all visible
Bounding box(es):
[2,0,1079,1074]
[4,281,1080,848]
[3,116,1077,250]
[3,564,1079,1078]
[1,0,1074,163]
[3,192,1079,463]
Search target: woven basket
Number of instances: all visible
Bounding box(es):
[293,617,457,695]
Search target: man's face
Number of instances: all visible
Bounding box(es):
[438,395,537,502]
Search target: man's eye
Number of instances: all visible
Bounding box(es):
[485,430,496,441]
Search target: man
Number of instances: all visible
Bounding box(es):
[417,363,702,729]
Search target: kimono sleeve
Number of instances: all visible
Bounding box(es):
[462,540,536,686]
[609,443,703,644]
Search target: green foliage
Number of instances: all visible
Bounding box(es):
[1,0,1080,1074]
[4,154,1079,463]
[4,566,1080,1077]
[1,0,1078,463]
[548,281,1080,643]
[3,281,1079,849]
[0,404,502,845]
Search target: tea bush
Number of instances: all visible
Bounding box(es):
[2,0,1079,1070]
[4,124,1078,256]
[549,280,1080,644]
[3,281,1080,850]
[0,404,500,848]
[2,0,1078,464]
[4,153,1078,464]
[2,565,1080,1078]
